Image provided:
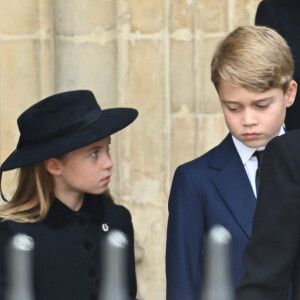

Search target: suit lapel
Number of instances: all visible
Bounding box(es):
[209,134,256,238]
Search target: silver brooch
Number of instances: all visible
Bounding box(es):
[101,223,109,232]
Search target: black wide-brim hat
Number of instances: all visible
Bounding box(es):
[0,90,138,171]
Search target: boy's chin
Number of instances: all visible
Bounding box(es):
[241,139,266,148]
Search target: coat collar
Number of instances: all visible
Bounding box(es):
[45,194,106,227]
[208,134,257,238]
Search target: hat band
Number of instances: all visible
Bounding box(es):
[17,109,102,148]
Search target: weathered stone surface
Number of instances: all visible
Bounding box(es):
[54,39,117,106]
[127,203,167,300]
[197,113,229,156]
[171,105,196,174]
[170,0,194,31]
[201,0,229,33]
[39,39,54,99]
[0,0,39,34]
[54,0,116,35]
[0,40,43,163]
[129,0,164,33]
[119,40,168,211]
[0,40,43,196]
[197,36,225,114]
[233,0,255,27]
[170,40,195,113]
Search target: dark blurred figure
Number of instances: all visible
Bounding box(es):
[235,131,300,299]
[255,0,300,130]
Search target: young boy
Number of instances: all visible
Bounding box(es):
[166,25,297,300]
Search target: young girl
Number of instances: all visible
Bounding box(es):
[0,90,138,300]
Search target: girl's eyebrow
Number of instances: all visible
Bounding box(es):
[89,140,111,152]
[86,137,111,152]
[86,145,102,153]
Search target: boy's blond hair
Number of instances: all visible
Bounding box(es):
[211,25,294,92]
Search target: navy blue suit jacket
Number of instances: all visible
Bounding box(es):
[166,134,257,300]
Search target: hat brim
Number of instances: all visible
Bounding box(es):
[1,108,138,171]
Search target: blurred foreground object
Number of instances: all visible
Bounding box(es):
[201,225,233,300]
[99,230,130,300]
[5,234,35,300]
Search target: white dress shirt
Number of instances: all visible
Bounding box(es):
[232,127,285,197]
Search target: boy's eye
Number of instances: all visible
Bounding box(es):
[227,106,239,112]
[256,103,269,109]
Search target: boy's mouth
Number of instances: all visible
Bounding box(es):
[243,133,260,139]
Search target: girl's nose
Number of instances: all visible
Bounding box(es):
[104,153,113,169]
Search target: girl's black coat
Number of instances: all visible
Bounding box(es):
[0,194,137,300]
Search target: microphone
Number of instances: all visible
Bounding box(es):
[5,234,35,300]
[98,230,130,300]
[201,225,233,300]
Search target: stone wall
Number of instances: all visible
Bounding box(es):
[0,0,262,298]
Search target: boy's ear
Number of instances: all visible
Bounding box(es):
[285,80,298,108]
[44,158,62,176]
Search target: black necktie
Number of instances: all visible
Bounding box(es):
[253,151,264,194]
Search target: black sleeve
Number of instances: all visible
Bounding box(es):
[121,207,138,300]
[236,134,300,300]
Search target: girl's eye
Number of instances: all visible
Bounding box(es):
[91,151,97,158]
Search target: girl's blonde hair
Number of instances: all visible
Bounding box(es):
[0,163,54,223]
[0,162,113,223]
[211,25,294,92]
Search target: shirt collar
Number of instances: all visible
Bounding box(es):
[232,127,285,165]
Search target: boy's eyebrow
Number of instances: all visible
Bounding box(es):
[220,99,242,105]
[254,97,273,102]
[221,99,239,103]
[221,97,273,103]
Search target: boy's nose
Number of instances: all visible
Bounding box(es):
[242,109,258,126]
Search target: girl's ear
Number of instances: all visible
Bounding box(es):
[285,80,298,108]
[44,158,62,176]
